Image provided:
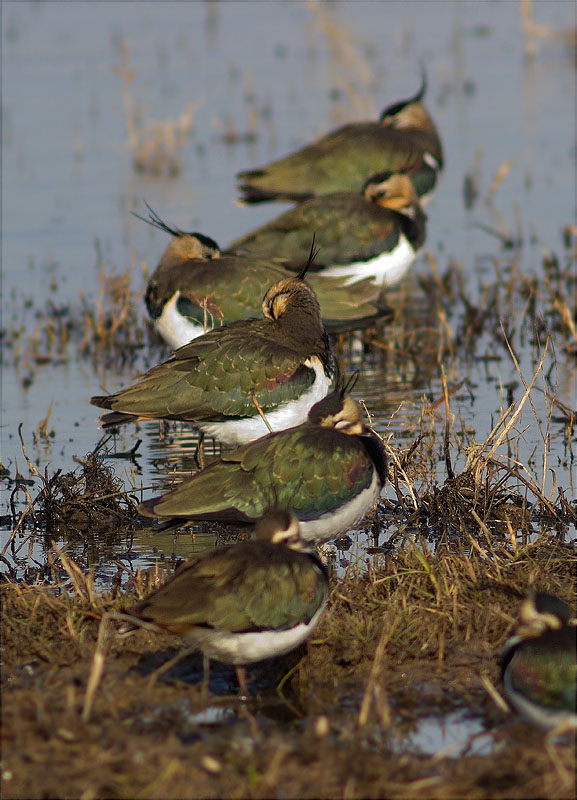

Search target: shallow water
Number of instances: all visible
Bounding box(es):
[2,1,576,575]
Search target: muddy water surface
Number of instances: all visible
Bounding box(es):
[1,4,576,794]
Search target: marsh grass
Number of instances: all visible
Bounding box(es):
[115,38,199,177]
[2,257,165,379]
[2,221,574,385]
[2,357,575,799]
[2,526,575,799]
[1,211,575,800]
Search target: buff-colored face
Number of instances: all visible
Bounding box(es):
[516,596,564,639]
[254,511,307,551]
[382,102,433,131]
[165,234,220,263]
[318,395,364,435]
[261,278,320,321]
[365,173,419,211]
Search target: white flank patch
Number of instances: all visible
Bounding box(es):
[320,235,415,287]
[503,668,577,732]
[184,602,326,665]
[423,151,440,170]
[418,190,433,208]
[155,290,208,349]
[197,357,332,446]
[298,469,381,545]
[418,151,441,207]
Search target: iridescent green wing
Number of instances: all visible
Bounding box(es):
[144,425,376,522]
[102,322,318,421]
[309,274,388,329]
[511,629,577,712]
[242,552,327,630]
[135,544,327,632]
[254,427,377,518]
[238,123,441,198]
[196,546,327,630]
[230,194,399,268]
[176,258,288,327]
[291,125,433,192]
[175,326,319,419]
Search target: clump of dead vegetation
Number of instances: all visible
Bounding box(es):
[381,391,576,548]
[1,526,575,800]
[1,259,167,379]
[115,38,199,176]
[2,431,141,583]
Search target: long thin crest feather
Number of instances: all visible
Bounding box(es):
[131,201,186,237]
[296,234,319,281]
[131,201,220,251]
[379,67,427,120]
[342,370,360,396]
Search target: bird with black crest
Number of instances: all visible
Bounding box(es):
[91,241,335,446]
[137,372,387,547]
[236,71,443,206]
[137,203,393,349]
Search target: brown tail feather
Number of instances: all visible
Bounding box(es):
[237,183,313,205]
[99,411,140,429]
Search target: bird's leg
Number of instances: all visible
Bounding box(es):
[194,430,206,470]
[201,653,211,700]
[235,665,248,698]
[251,391,273,433]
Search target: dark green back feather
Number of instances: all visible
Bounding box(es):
[135,542,328,632]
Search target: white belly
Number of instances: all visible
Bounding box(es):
[321,234,416,287]
[184,602,326,665]
[154,290,210,349]
[298,469,381,545]
[197,357,332,446]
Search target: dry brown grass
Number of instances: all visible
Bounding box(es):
[2,528,575,800]
[115,38,199,177]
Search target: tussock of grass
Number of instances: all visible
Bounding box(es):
[318,537,575,670]
[2,533,575,800]
[6,436,140,542]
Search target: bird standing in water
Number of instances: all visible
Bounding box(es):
[137,379,387,547]
[236,74,443,206]
[92,268,335,446]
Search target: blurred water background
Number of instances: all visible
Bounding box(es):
[2,0,576,572]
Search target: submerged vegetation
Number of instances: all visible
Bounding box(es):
[2,233,575,796]
[2,4,576,797]
[2,527,575,799]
